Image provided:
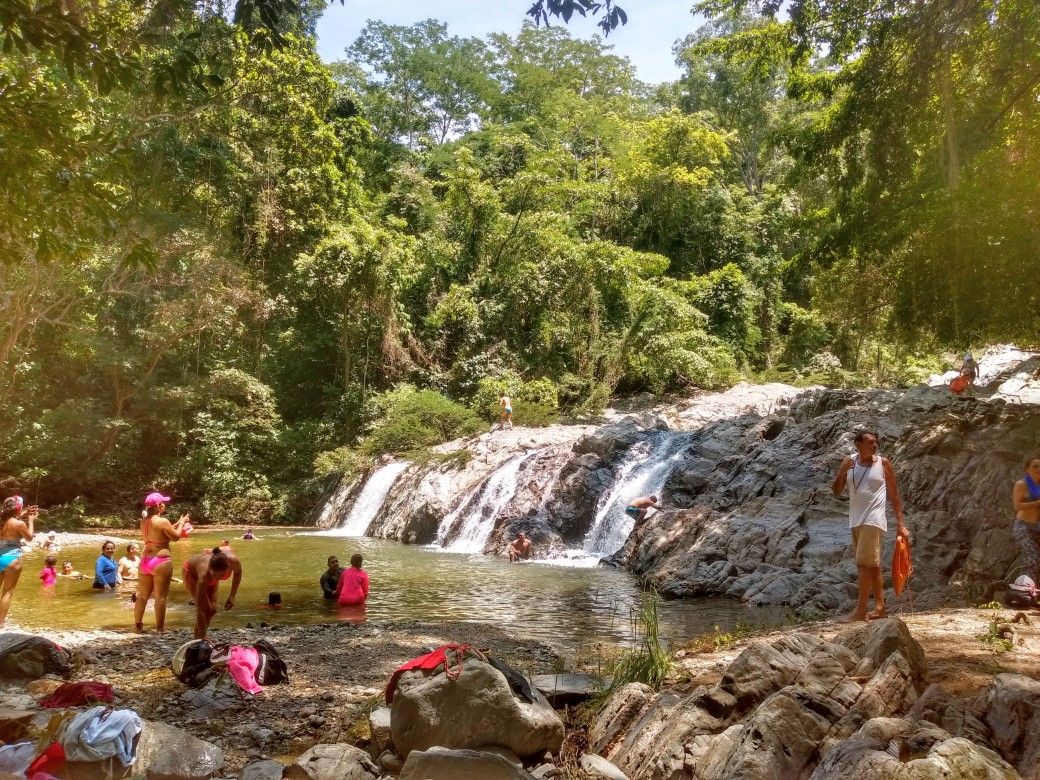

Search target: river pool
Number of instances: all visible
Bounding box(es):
[11,529,786,649]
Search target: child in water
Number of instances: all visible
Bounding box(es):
[39,555,58,586]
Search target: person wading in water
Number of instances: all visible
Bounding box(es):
[183,547,242,639]
[833,430,909,622]
[0,497,36,626]
[1011,457,1040,586]
[134,492,189,633]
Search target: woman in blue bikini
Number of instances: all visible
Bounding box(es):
[1012,457,1040,585]
[0,496,37,626]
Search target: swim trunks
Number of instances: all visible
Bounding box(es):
[624,505,641,519]
[505,407,512,414]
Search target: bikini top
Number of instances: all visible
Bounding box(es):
[142,516,172,552]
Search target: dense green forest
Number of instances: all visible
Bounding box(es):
[1,0,1037,521]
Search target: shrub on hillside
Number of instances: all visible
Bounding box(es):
[363,385,484,454]
[471,373,560,427]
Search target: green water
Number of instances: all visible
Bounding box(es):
[10,529,785,649]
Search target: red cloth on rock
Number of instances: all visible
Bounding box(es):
[40,681,114,708]
[384,643,474,705]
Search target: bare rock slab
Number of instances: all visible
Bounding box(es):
[531,674,609,707]
[398,747,536,780]
[284,743,379,780]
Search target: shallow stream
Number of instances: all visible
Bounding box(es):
[13,529,785,649]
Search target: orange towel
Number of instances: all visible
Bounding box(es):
[892,536,913,596]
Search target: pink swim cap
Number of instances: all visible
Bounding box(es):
[144,492,171,507]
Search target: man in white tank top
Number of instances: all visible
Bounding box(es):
[832,430,909,621]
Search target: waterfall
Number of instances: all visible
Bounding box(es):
[435,451,537,553]
[316,460,410,537]
[581,433,690,557]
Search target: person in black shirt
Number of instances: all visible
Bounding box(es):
[320,555,343,600]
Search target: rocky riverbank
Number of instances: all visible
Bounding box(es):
[0,606,1036,778]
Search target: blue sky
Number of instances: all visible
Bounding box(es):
[315,1,703,85]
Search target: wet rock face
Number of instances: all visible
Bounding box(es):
[616,387,1040,610]
[390,658,565,759]
[590,619,1027,780]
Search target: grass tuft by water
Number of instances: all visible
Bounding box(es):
[606,589,672,692]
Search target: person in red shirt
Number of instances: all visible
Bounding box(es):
[335,553,369,606]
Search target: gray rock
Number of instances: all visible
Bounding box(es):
[398,747,536,780]
[283,743,379,780]
[975,673,1040,779]
[390,658,565,759]
[531,673,609,707]
[809,717,1018,779]
[588,683,654,755]
[833,618,927,691]
[240,759,285,780]
[368,706,392,756]
[530,764,560,779]
[377,750,403,774]
[579,753,630,780]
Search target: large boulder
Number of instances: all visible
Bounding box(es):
[398,747,535,780]
[283,743,379,780]
[0,634,70,679]
[975,673,1040,780]
[809,717,1018,779]
[390,658,565,759]
[61,720,224,780]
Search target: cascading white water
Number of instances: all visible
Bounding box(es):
[579,433,691,558]
[436,451,538,553]
[315,460,410,537]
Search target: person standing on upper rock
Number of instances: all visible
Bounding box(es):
[1011,457,1040,586]
[832,430,909,621]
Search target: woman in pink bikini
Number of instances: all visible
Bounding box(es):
[134,492,189,633]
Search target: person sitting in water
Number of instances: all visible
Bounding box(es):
[0,497,36,627]
[40,555,58,586]
[93,540,121,590]
[625,495,660,523]
[220,539,234,551]
[334,554,369,606]
[242,528,257,540]
[41,530,59,553]
[118,543,140,581]
[508,532,532,562]
[259,592,282,610]
[183,547,243,639]
[320,555,343,600]
[60,561,83,579]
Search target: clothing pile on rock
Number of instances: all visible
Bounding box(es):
[1005,575,1038,608]
[172,639,289,692]
[26,706,144,777]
